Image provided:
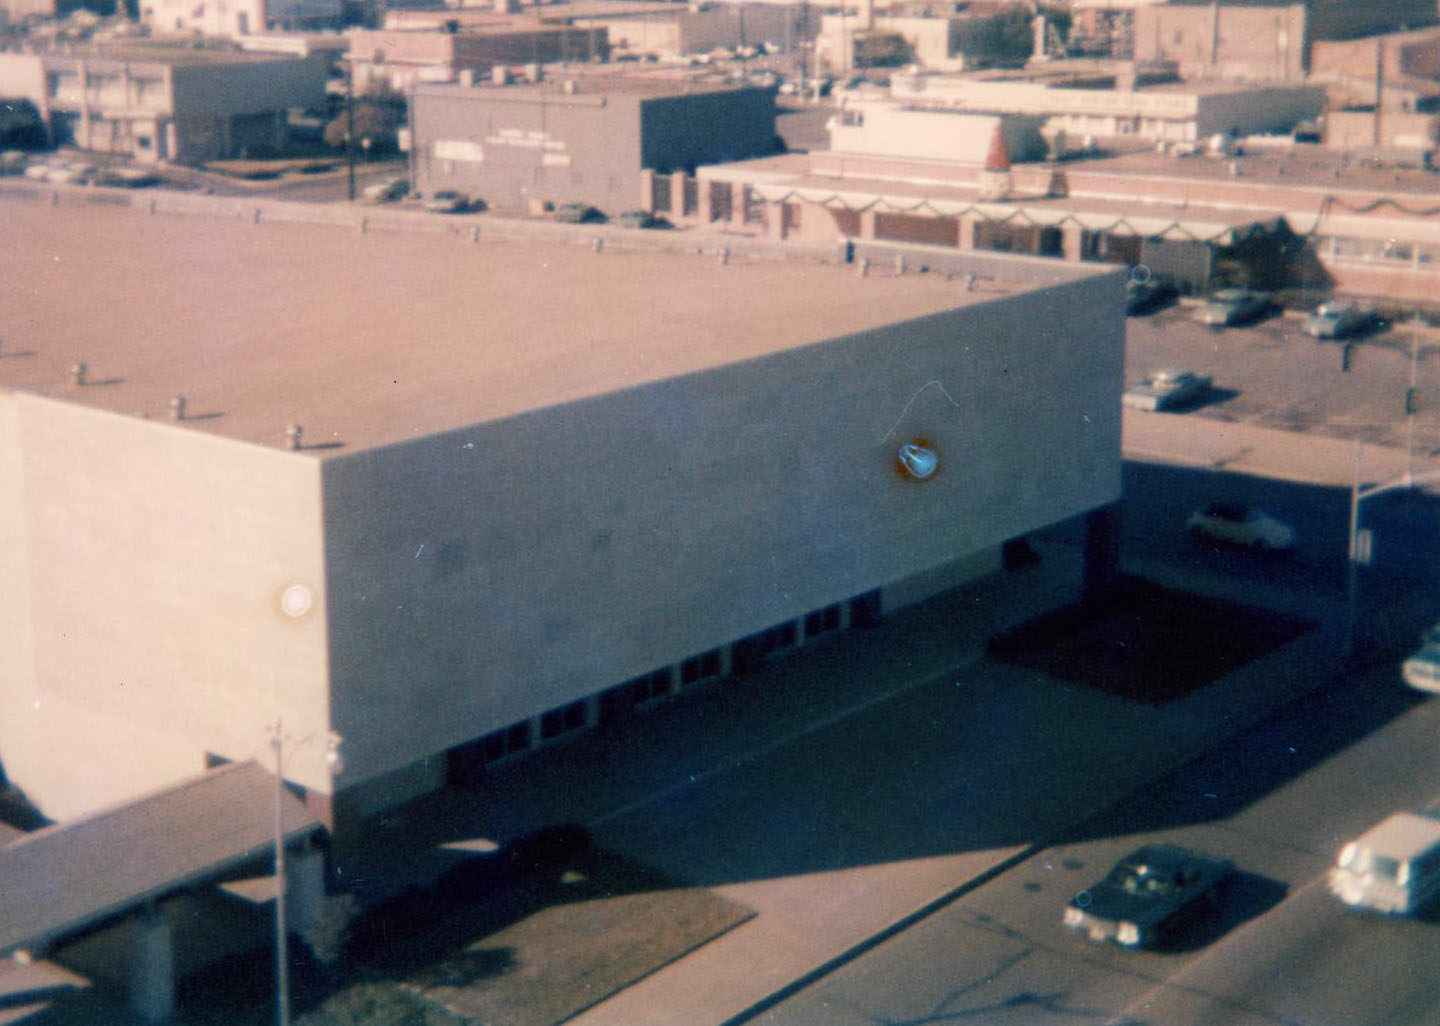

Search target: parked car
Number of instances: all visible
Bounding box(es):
[1122,369,1211,412]
[1305,301,1378,340]
[1329,811,1440,915]
[1194,288,1272,327]
[1186,502,1295,552]
[424,190,471,214]
[1125,278,1176,315]
[0,150,28,175]
[554,202,605,224]
[362,176,410,203]
[1400,623,1440,694]
[615,209,667,229]
[1063,844,1233,949]
[95,168,161,189]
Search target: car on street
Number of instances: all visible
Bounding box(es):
[615,209,666,229]
[1125,277,1176,315]
[1122,369,1211,412]
[1329,811,1440,915]
[424,190,472,214]
[1186,502,1296,552]
[554,202,605,224]
[1194,288,1272,327]
[1400,623,1440,694]
[1305,301,1378,339]
[362,176,410,203]
[1063,844,1233,949]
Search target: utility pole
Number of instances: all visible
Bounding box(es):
[345,58,356,202]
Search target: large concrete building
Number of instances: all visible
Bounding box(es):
[348,24,611,90]
[1133,0,1439,81]
[0,46,329,163]
[139,0,343,36]
[0,198,1124,829]
[412,77,779,211]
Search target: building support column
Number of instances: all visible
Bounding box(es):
[1083,502,1122,602]
[767,201,787,240]
[859,208,878,240]
[1061,224,1084,262]
[956,213,977,250]
[731,183,748,226]
[286,842,326,937]
[638,168,656,212]
[670,171,688,219]
[128,905,174,1024]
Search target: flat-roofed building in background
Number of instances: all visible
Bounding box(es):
[0,45,329,163]
[0,199,1124,829]
[140,0,342,37]
[883,70,1327,145]
[1134,0,1439,81]
[681,111,1438,305]
[412,76,779,212]
[348,24,611,91]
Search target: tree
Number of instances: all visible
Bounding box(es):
[323,103,398,153]
[0,99,45,150]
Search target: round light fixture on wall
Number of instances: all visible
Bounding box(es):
[278,582,314,620]
[897,441,939,481]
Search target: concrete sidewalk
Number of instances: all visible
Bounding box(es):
[1122,406,1440,488]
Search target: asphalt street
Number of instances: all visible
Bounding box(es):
[750,661,1440,1026]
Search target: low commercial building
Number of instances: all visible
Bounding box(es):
[1134,0,1438,81]
[884,71,1327,145]
[0,199,1124,831]
[412,76,778,211]
[678,117,1438,304]
[140,0,342,36]
[348,24,611,91]
[0,45,329,163]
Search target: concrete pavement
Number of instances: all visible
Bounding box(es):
[1122,406,1440,489]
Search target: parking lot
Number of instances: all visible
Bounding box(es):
[1126,303,1440,455]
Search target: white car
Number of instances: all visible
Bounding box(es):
[1122,369,1211,412]
[1186,503,1295,552]
[1305,302,1377,340]
[1401,623,1440,694]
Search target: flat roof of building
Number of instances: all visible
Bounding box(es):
[34,42,312,66]
[0,198,1042,456]
[417,75,761,99]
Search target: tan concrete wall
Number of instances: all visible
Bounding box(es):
[1135,4,1306,80]
[0,394,332,820]
[320,275,1124,786]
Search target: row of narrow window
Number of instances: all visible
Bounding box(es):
[455,593,877,774]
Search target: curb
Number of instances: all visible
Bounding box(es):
[714,845,1041,1026]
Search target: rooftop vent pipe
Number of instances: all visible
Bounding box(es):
[70,362,87,386]
[286,424,303,451]
[170,396,187,421]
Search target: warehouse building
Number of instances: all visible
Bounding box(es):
[0,199,1124,831]
[0,45,329,163]
[411,77,778,212]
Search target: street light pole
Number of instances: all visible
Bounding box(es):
[270,720,291,1026]
[269,719,343,1026]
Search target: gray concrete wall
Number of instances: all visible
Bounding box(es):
[0,393,333,820]
[639,88,777,174]
[320,274,1124,785]
[169,54,328,118]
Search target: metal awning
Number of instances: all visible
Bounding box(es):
[745,181,1272,245]
[0,762,319,955]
